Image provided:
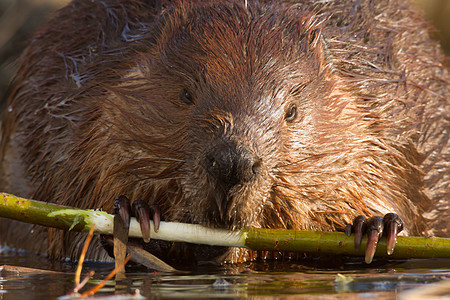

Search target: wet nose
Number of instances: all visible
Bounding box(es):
[206,143,261,188]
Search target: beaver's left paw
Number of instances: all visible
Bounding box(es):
[344,213,404,263]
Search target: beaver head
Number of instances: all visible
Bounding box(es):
[105,2,366,232]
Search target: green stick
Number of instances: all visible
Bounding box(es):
[0,192,448,259]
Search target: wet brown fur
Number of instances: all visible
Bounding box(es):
[0,0,448,263]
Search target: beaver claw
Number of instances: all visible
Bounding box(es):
[344,213,403,264]
[115,196,161,243]
[132,200,161,243]
[114,195,132,229]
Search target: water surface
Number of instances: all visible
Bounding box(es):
[0,249,449,299]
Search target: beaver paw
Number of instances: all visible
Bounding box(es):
[344,213,404,264]
[115,195,161,243]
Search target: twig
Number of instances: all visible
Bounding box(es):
[1,192,449,260]
[79,255,131,298]
[75,224,96,286]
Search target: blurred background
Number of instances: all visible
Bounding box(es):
[0,0,449,108]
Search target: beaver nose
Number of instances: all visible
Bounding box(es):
[206,143,261,188]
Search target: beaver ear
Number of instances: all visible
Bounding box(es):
[309,28,321,48]
[180,88,195,105]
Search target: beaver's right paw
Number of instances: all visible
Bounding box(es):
[344,213,404,264]
[114,195,161,243]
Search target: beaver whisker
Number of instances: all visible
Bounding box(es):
[117,159,185,171]
[135,176,186,185]
[117,156,186,163]
[270,190,309,202]
[108,137,189,156]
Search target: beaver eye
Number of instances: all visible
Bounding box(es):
[180,88,194,105]
[284,103,297,123]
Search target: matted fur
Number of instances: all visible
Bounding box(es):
[0,0,448,263]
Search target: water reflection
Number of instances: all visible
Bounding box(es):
[0,249,449,299]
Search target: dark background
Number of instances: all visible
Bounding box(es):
[0,0,449,109]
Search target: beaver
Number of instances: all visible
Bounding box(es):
[0,0,448,265]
